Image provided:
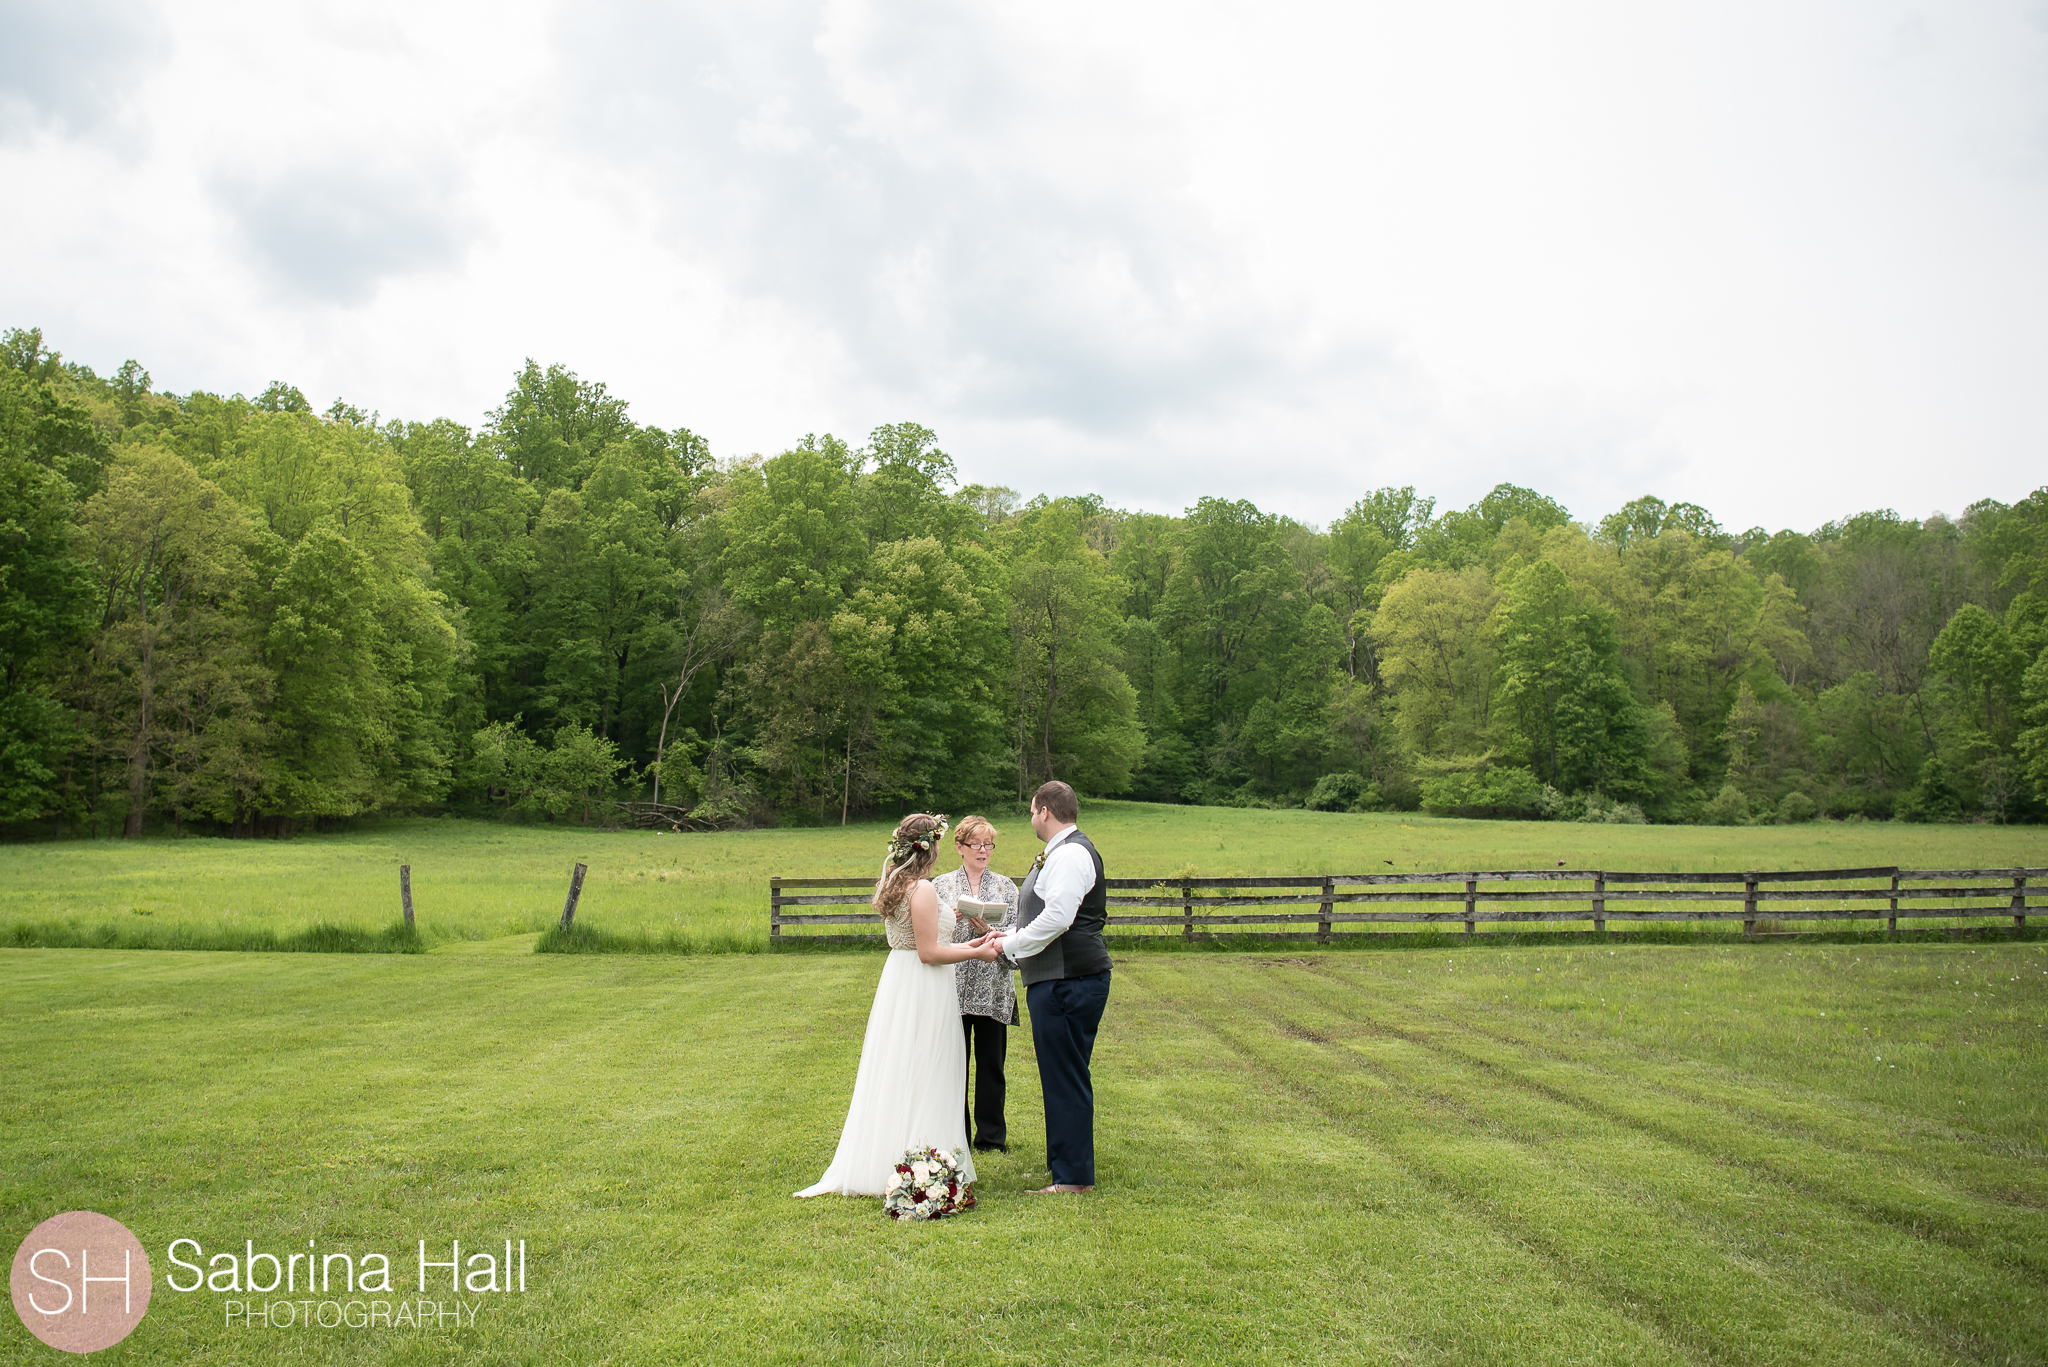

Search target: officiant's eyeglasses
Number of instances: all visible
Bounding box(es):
[962,841,995,852]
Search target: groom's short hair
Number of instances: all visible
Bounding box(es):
[1032,781,1079,824]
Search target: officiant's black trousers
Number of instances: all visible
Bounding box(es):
[1026,971,1111,1187]
[963,1014,1008,1148]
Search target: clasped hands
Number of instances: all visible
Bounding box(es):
[963,929,1007,961]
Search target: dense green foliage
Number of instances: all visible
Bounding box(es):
[5,325,2047,834]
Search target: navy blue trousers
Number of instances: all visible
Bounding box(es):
[1026,972,1111,1187]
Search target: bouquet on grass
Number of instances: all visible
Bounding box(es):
[883,1145,971,1220]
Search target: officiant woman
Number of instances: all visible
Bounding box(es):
[932,815,1019,1151]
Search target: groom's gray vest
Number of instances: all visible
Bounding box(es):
[1014,830,1112,986]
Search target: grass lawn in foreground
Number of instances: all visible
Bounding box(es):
[3,940,2044,1364]
[2,803,2043,950]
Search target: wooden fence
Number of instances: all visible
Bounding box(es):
[769,867,2048,943]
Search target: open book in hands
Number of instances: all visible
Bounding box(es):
[955,897,1010,933]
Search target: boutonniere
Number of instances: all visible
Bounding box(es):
[1030,850,1047,874]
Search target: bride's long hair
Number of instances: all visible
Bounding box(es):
[873,812,946,918]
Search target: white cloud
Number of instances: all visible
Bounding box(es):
[0,0,168,142]
[557,0,1370,434]
[212,158,478,304]
[0,0,2043,531]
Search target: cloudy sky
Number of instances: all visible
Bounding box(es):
[3,0,2044,531]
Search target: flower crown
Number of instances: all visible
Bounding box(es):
[885,815,949,865]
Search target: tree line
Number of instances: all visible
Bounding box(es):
[3,326,2045,837]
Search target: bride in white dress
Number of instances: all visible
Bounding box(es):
[796,813,1003,1198]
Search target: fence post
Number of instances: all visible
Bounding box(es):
[755,865,2030,944]
[561,862,588,928]
[399,864,414,928]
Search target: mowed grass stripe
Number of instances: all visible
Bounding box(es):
[1113,963,1741,1367]
[1280,954,2048,1276]
[784,962,1675,1364]
[1098,969,1697,1365]
[1224,961,2048,1365]
[1184,986,1976,1367]
[1305,953,2048,1357]
[5,951,890,1364]
[4,950,1717,1365]
[1339,947,2048,1217]
[1314,945,2048,1182]
[7,947,2046,1364]
[1354,956,2048,1184]
[1126,957,2006,1367]
[1389,1009,2048,1288]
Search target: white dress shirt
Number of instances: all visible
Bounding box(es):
[997,825,1095,961]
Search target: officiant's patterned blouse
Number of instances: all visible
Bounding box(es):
[932,833,1019,1028]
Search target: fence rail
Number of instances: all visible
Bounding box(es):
[769,867,2048,943]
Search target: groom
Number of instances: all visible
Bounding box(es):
[987,780,1111,1195]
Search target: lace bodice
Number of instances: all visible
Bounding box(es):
[883,894,954,950]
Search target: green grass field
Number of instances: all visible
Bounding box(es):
[2,802,2043,952]
[4,939,2044,1364]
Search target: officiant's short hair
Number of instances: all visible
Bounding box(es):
[955,815,997,847]
[1032,781,1079,824]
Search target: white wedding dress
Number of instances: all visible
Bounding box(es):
[795,896,977,1196]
